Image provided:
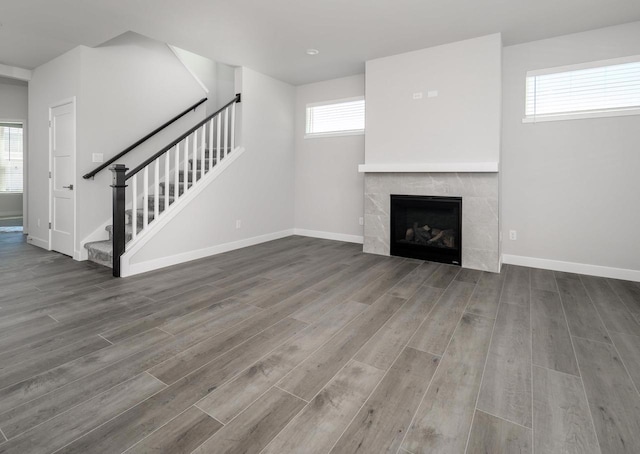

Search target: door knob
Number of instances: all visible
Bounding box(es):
[63,184,74,190]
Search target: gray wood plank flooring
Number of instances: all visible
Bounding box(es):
[532,365,600,454]
[531,289,579,376]
[354,286,441,370]
[477,301,532,428]
[331,347,439,454]
[262,360,384,454]
[402,313,494,453]
[407,280,476,356]
[573,337,640,453]
[192,387,306,454]
[0,232,638,453]
[124,406,222,454]
[466,410,531,454]
[610,331,640,392]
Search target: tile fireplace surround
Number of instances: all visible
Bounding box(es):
[363,172,500,272]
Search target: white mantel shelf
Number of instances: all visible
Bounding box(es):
[358,162,499,173]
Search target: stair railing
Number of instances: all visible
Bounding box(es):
[110,93,241,277]
[83,97,207,179]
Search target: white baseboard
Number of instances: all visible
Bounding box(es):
[74,248,88,261]
[26,235,49,250]
[293,228,364,244]
[0,211,22,218]
[502,254,640,282]
[122,229,295,277]
[122,147,245,261]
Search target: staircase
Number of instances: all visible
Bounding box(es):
[83,94,240,275]
[84,151,228,267]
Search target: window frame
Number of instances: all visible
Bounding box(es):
[304,96,365,139]
[0,121,25,193]
[523,55,640,123]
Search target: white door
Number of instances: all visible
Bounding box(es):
[50,100,75,257]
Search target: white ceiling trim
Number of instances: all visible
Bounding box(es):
[0,64,32,81]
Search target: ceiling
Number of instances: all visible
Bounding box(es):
[2,0,640,85]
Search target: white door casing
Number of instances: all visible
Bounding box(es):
[50,99,76,257]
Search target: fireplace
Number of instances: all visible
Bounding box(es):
[390,195,462,265]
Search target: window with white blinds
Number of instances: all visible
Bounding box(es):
[525,56,640,122]
[305,97,365,137]
[0,123,24,193]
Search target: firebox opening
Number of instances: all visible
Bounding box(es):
[390,195,462,265]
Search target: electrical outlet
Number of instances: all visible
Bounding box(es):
[235,219,241,229]
[359,217,364,226]
[509,230,517,240]
[412,92,423,100]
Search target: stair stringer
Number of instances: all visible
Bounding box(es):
[120,146,245,277]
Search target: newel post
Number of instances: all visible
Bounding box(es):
[110,164,128,277]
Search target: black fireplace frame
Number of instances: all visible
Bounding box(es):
[390,195,462,265]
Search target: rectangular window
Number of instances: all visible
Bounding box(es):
[0,123,23,193]
[305,97,365,138]
[524,55,640,122]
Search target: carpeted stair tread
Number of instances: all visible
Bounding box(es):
[188,158,217,170]
[178,170,194,182]
[160,181,192,196]
[126,208,156,225]
[106,224,143,242]
[146,195,175,210]
[84,240,112,268]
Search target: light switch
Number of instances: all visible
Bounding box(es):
[92,153,104,163]
[427,90,438,98]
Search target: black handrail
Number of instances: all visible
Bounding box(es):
[83,97,207,179]
[125,93,241,180]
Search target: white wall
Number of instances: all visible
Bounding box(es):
[0,193,22,217]
[127,66,296,269]
[170,45,218,114]
[28,47,83,245]
[0,77,28,218]
[365,34,502,165]
[170,45,238,115]
[294,74,365,242]
[217,64,236,108]
[76,32,206,256]
[0,77,27,119]
[502,21,640,275]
